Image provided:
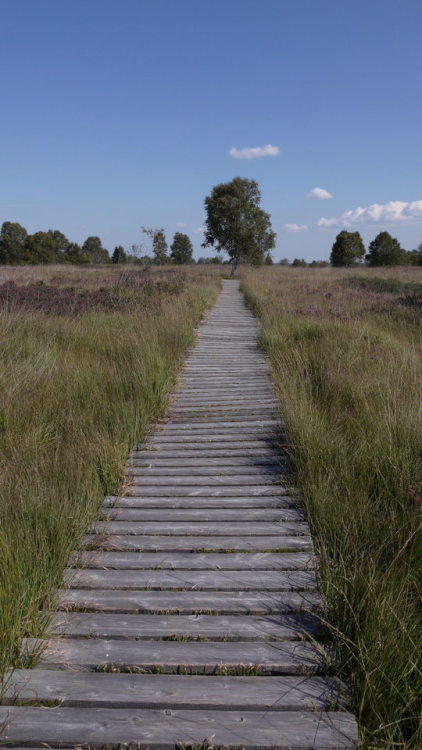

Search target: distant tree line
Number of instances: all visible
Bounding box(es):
[2,218,420,269]
[278,232,422,267]
[329,230,422,267]
[278,257,330,267]
[0,222,198,266]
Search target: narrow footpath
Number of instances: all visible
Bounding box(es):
[1,280,358,748]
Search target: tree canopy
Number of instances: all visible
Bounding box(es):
[366,231,405,266]
[330,231,365,266]
[82,236,109,264]
[0,222,28,264]
[142,227,169,264]
[170,232,194,264]
[202,177,276,268]
[112,245,127,264]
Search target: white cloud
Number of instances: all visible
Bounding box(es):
[317,199,422,229]
[284,223,308,233]
[306,187,333,200]
[229,144,280,160]
[176,221,187,227]
[193,226,205,234]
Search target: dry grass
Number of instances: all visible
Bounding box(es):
[240,265,422,750]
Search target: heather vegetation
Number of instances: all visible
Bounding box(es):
[0,265,221,677]
[241,265,422,750]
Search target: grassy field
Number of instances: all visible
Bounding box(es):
[240,265,422,750]
[0,264,222,677]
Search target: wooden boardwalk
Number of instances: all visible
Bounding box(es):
[1,280,357,748]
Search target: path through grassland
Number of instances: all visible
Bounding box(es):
[1,280,357,748]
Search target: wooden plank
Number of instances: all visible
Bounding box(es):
[3,670,345,710]
[82,534,313,552]
[169,407,279,415]
[62,568,317,591]
[169,406,280,415]
[158,420,280,430]
[125,466,283,477]
[88,520,309,536]
[0,706,359,748]
[127,476,286,486]
[103,495,295,508]
[70,550,315,570]
[100,508,303,522]
[132,448,283,457]
[174,396,276,403]
[123,486,292,497]
[128,456,286,466]
[179,379,273,386]
[136,444,283,453]
[56,588,322,614]
[152,431,281,439]
[175,392,276,401]
[29,637,328,675]
[171,402,280,408]
[168,412,279,422]
[146,434,282,444]
[155,421,279,428]
[145,434,281,443]
[49,613,325,641]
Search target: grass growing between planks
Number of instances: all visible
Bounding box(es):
[0,265,221,677]
[240,266,422,750]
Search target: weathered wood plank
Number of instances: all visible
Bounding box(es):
[104,495,295,508]
[144,434,282,444]
[70,550,315,570]
[0,706,358,748]
[132,450,283,459]
[155,424,281,431]
[62,568,317,591]
[56,588,323,614]
[136,444,283,453]
[3,670,345,710]
[146,434,283,444]
[125,465,283,477]
[170,402,279,410]
[175,394,276,402]
[88,520,309,536]
[48,611,325,640]
[123,486,292,497]
[129,456,287,466]
[82,533,313,552]
[169,411,278,419]
[28,637,329,675]
[127,475,286,486]
[100,508,303,522]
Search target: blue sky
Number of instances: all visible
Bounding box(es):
[1,0,421,261]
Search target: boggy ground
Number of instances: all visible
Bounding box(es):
[0,264,222,678]
[240,265,422,750]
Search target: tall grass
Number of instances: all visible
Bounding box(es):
[0,266,220,676]
[241,266,422,750]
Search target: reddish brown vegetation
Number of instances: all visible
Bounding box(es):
[0,275,184,315]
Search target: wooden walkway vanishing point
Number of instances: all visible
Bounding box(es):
[1,280,358,748]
